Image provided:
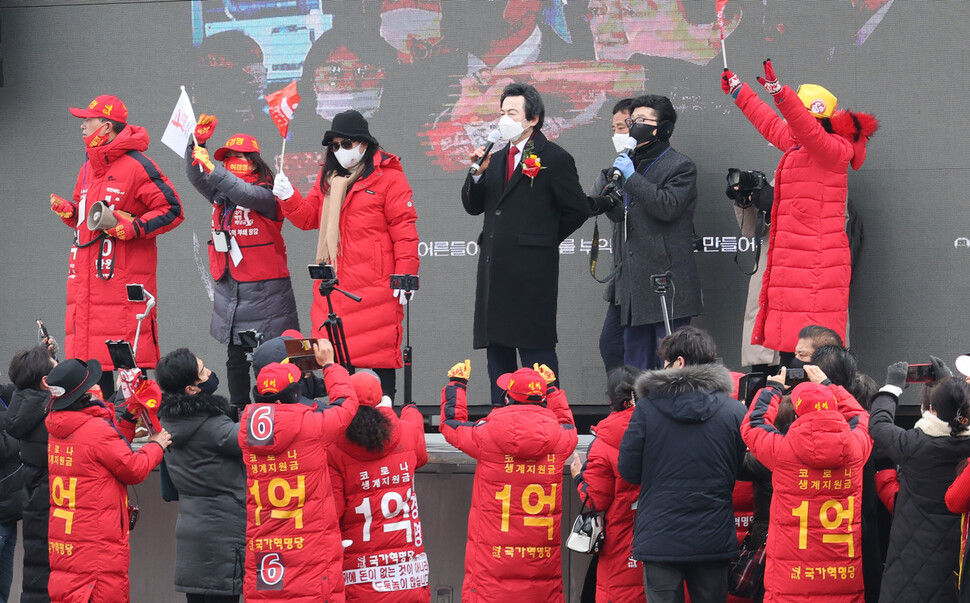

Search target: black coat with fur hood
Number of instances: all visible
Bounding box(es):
[158,393,245,596]
[617,363,747,563]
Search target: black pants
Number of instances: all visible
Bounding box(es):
[485,344,559,406]
[599,303,625,375]
[642,560,730,603]
[374,367,397,402]
[226,344,253,411]
[186,595,239,603]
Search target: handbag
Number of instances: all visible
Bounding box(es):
[566,493,605,554]
[728,530,767,597]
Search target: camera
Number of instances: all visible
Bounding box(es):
[726,168,769,208]
[237,329,264,349]
[785,367,809,385]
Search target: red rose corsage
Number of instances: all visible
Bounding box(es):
[520,154,545,186]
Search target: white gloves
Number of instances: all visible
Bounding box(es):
[273,172,294,200]
[392,289,415,305]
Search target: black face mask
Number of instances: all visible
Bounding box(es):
[629,122,656,145]
[198,373,220,396]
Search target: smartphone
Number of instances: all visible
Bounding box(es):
[906,363,936,384]
[389,274,420,291]
[37,319,49,343]
[283,338,322,371]
[126,284,146,302]
[308,264,336,281]
[106,340,137,370]
[786,367,809,385]
[237,329,263,349]
[738,372,767,406]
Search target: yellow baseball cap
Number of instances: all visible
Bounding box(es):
[796,84,837,119]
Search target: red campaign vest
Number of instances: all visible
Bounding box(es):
[209,203,290,283]
[239,404,343,602]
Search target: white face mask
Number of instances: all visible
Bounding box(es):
[380,8,442,54]
[315,89,383,121]
[335,143,366,169]
[498,114,526,141]
[612,132,636,154]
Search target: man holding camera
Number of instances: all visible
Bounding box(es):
[52,95,184,392]
[588,94,702,370]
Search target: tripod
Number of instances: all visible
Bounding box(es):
[317,279,362,369]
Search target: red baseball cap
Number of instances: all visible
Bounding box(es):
[791,382,837,417]
[214,133,261,161]
[496,368,547,403]
[256,362,302,395]
[69,94,129,124]
[351,370,384,407]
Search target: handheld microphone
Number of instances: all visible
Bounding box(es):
[469,130,502,175]
[607,138,637,184]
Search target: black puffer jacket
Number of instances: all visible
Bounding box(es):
[4,387,50,602]
[617,363,747,562]
[869,391,970,603]
[0,385,25,525]
[158,392,245,596]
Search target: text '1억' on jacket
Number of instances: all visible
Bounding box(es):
[238,363,359,602]
[45,403,165,603]
[327,404,430,602]
[439,379,578,603]
[741,382,872,602]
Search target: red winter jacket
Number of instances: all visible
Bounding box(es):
[440,380,578,602]
[327,405,429,602]
[46,403,164,603]
[734,85,870,353]
[280,151,419,368]
[64,124,184,368]
[741,383,871,603]
[239,364,359,602]
[574,407,644,603]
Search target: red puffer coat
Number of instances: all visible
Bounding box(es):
[46,403,165,603]
[65,124,183,368]
[280,151,419,369]
[327,405,429,602]
[239,364,359,602]
[734,85,874,353]
[440,380,578,602]
[741,383,871,602]
[574,407,644,603]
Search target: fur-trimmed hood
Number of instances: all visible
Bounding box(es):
[636,363,737,424]
[830,109,878,171]
[158,392,232,420]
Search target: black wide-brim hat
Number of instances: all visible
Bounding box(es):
[322,110,379,147]
[46,358,102,411]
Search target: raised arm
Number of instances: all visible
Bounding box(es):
[739,383,785,471]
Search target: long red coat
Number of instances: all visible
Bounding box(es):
[239,364,359,602]
[574,407,644,603]
[280,151,419,368]
[64,124,183,368]
[734,85,863,353]
[327,405,429,602]
[46,403,164,602]
[440,380,578,602]
[741,383,871,603]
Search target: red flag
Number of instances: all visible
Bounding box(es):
[122,377,163,433]
[715,0,730,14]
[266,81,301,138]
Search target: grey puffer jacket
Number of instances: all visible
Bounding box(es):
[186,145,299,346]
[158,392,245,596]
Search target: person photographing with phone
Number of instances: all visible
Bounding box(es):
[186,115,300,414]
[272,110,419,402]
[869,356,970,602]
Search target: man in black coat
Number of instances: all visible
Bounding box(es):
[462,82,590,405]
[617,326,746,603]
[590,94,702,370]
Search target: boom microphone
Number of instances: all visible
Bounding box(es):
[469,129,502,175]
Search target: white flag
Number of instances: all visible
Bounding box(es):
[161,87,196,158]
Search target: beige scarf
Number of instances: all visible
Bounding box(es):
[316,162,366,266]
